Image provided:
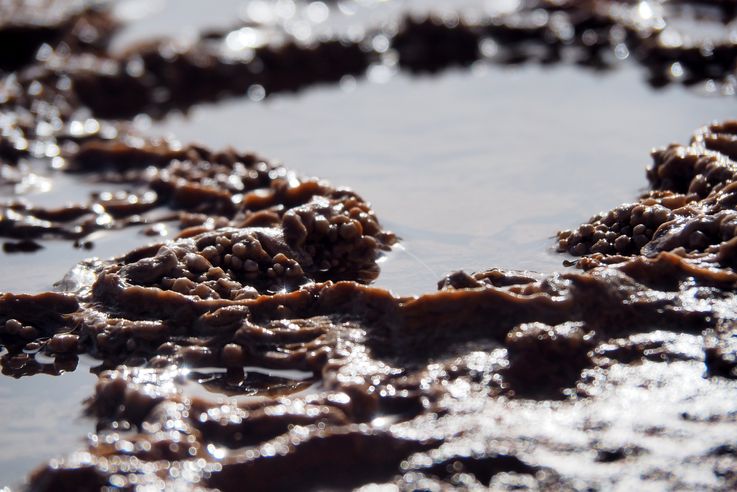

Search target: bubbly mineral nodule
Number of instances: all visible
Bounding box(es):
[558,121,737,264]
[2,0,737,491]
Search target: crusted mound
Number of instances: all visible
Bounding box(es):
[559,121,737,267]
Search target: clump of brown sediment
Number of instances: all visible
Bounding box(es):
[558,121,737,267]
[2,1,737,491]
[0,0,116,72]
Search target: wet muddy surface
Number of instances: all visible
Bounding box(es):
[1,0,737,490]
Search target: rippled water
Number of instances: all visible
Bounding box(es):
[1,1,736,487]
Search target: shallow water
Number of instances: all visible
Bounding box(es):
[0,362,97,488]
[1,4,736,488]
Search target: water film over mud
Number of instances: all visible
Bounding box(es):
[1,0,737,490]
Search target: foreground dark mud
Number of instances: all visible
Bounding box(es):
[1,0,737,490]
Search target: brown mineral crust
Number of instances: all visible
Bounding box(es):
[19,233,737,489]
[69,37,371,120]
[1,350,78,378]
[91,197,392,297]
[0,291,81,376]
[396,253,731,363]
[68,139,196,173]
[70,366,438,489]
[31,246,737,489]
[559,121,737,260]
[437,269,541,290]
[592,333,699,366]
[15,249,734,381]
[389,283,573,358]
[4,242,723,382]
[0,30,371,168]
[0,136,398,247]
[0,291,78,340]
[0,140,277,239]
[694,120,737,161]
[636,30,737,88]
[0,0,117,72]
[392,17,481,73]
[390,3,624,73]
[392,0,737,79]
[2,238,43,253]
[2,3,737,491]
[189,397,353,450]
[648,123,737,195]
[28,464,107,492]
[0,199,117,240]
[592,0,737,85]
[704,323,737,378]
[208,429,437,492]
[648,146,733,198]
[8,190,394,369]
[503,321,594,398]
[615,249,737,289]
[557,200,675,256]
[411,452,546,488]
